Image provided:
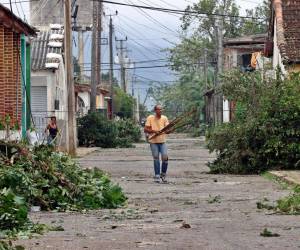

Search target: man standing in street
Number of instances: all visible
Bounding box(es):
[144,105,169,183]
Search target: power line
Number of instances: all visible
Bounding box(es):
[116,11,179,37]
[98,0,266,20]
[115,24,164,54]
[115,27,155,60]
[134,74,177,83]
[78,58,168,65]
[17,0,26,21]
[114,20,166,59]
[136,0,180,18]
[13,0,21,17]
[126,0,179,35]
[158,0,181,10]
[82,61,215,71]
[115,15,165,50]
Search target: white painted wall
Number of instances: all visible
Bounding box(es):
[30,61,68,148]
[78,92,90,115]
[223,99,230,123]
[77,91,106,115]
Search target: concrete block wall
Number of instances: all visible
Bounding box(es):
[30,0,92,27]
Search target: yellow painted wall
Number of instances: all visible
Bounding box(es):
[287,64,300,73]
[96,94,105,109]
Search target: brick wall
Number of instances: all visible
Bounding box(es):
[0,24,22,127]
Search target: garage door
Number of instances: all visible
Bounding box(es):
[31,86,47,141]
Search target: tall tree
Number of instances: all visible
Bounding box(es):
[169,0,269,72]
[162,0,270,128]
[239,0,270,35]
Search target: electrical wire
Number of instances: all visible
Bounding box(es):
[115,15,165,50]
[115,25,163,56]
[115,27,154,61]
[13,0,21,17]
[126,0,179,35]
[17,0,27,21]
[82,61,215,71]
[136,0,180,18]
[78,58,168,65]
[100,0,266,20]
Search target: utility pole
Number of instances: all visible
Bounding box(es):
[204,48,208,88]
[91,0,102,112]
[107,11,117,119]
[203,48,209,125]
[215,13,224,125]
[136,90,140,122]
[78,28,84,79]
[115,36,127,93]
[131,75,136,120]
[131,75,136,97]
[64,0,76,155]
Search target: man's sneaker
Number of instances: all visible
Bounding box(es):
[154,175,160,183]
[160,173,167,183]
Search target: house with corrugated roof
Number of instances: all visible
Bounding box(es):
[0,4,36,140]
[267,0,300,73]
[30,24,68,146]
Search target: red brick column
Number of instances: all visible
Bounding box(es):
[3,28,22,127]
[4,28,14,125]
[0,25,5,120]
[13,32,21,126]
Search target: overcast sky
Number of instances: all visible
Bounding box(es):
[0,0,262,107]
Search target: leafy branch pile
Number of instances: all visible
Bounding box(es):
[276,186,300,215]
[206,71,300,174]
[78,112,141,148]
[0,144,126,235]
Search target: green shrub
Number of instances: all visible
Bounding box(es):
[78,112,118,148]
[207,71,300,174]
[115,119,141,143]
[78,113,141,148]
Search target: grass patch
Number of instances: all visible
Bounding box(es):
[258,173,300,215]
[261,172,292,190]
[276,186,300,215]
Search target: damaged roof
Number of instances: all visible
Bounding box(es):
[224,34,267,46]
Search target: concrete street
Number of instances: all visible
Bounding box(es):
[18,134,300,250]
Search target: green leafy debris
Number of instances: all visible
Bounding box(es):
[207,195,221,204]
[276,186,300,215]
[0,143,126,238]
[0,240,24,250]
[260,228,280,237]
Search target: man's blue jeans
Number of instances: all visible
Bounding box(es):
[150,143,168,176]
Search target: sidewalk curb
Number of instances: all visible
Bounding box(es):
[76,147,100,158]
[268,171,300,186]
